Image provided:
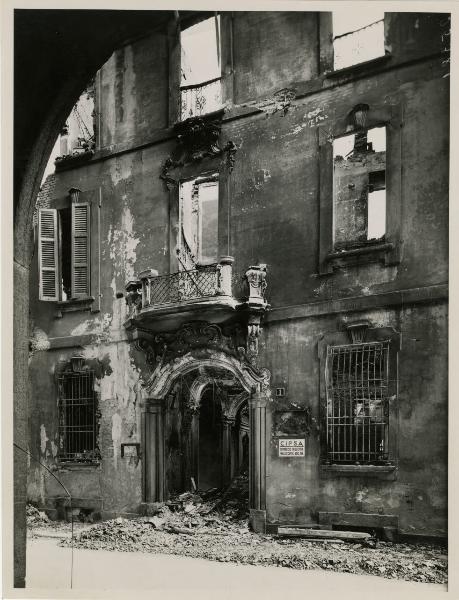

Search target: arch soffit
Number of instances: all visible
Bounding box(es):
[146,351,270,401]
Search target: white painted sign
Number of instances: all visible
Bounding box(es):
[278,438,305,457]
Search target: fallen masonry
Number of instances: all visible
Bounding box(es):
[28,476,447,584]
[57,516,447,584]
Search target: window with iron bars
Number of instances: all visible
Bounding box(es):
[325,341,389,464]
[57,369,99,462]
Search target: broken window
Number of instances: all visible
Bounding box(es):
[41,84,96,184]
[180,15,222,120]
[38,191,91,301]
[57,366,99,463]
[332,10,385,70]
[325,342,389,464]
[178,174,219,269]
[333,126,386,249]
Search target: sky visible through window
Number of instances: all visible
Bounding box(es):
[333,9,385,70]
[181,16,220,86]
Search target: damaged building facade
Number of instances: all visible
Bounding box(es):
[27,11,449,540]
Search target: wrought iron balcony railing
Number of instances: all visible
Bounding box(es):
[180,77,222,121]
[125,257,234,317]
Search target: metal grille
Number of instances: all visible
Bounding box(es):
[325,342,389,464]
[58,370,97,462]
[180,77,222,121]
[145,266,220,308]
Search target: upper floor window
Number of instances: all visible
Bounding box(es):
[178,174,219,269]
[333,123,386,249]
[41,83,96,183]
[332,10,385,70]
[180,16,222,120]
[38,189,91,301]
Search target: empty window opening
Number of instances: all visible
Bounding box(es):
[333,10,385,70]
[180,16,222,120]
[41,84,96,184]
[58,368,98,463]
[333,126,386,249]
[325,342,389,464]
[178,174,219,269]
[367,171,386,240]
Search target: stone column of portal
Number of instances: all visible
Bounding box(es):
[144,399,165,502]
[190,410,200,491]
[249,391,267,533]
[182,409,199,492]
[222,416,235,486]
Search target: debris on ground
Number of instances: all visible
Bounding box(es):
[60,516,447,584]
[56,475,448,584]
[26,504,50,526]
[26,503,94,538]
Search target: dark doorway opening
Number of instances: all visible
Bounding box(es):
[198,386,223,490]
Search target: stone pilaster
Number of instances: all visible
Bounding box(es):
[222,416,235,486]
[144,399,165,502]
[248,391,267,533]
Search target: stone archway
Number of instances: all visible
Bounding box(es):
[12,10,177,586]
[142,350,270,532]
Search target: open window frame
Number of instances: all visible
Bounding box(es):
[37,187,101,315]
[167,12,234,126]
[318,12,391,78]
[318,103,402,274]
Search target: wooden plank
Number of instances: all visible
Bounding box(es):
[318,511,398,529]
[278,527,371,541]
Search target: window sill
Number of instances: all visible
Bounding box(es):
[323,242,398,272]
[320,463,397,480]
[55,296,95,317]
[57,461,101,471]
[176,106,225,127]
[326,54,392,79]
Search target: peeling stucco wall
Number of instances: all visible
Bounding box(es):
[27,14,448,534]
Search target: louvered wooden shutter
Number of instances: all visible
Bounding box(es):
[71,201,91,298]
[38,208,59,301]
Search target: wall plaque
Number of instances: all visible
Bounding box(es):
[278,438,305,457]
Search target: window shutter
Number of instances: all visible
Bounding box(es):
[38,208,59,301]
[71,201,90,298]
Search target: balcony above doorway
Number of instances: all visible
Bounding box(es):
[124,258,268,334]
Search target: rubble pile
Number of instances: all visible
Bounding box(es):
[139,472,249,534]
[63,518,447,583]
[58,474,447,584]
[26,504,50,527]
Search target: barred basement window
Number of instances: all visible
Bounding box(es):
[325,341,389,464]
[58,368,98,462]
